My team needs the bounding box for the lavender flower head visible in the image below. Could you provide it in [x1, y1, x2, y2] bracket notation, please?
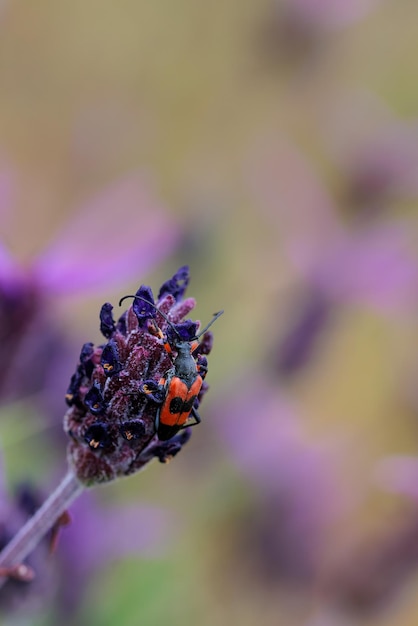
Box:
[64, 266, 217, 486]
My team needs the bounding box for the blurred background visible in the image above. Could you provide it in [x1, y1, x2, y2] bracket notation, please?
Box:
[1, 0, 418, 624]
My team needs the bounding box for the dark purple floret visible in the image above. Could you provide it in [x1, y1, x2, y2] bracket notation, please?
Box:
[84, 384, 106, 416]
[193, 332, 213, 356]
[101, 340, 122, 377]
[65, 367, 84, 407]
[79, 342, 95, 378]
[119, 420, 146, 441]
[80, 342, 94, 364]
[132, 285, 155, 326]
[151, 428, 192, 464]
[195, 355, 208, 378]
[138, 380, 166, 404]
[158, 265, 190, 301]
[116, 311, 128, 336]
[84, 423, 112, 450]
[167, 320, 199, 343]
[99, 303, 116, 339]
[63, 268, 219, 486]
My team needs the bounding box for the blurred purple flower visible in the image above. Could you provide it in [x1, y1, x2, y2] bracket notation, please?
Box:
[322, 93, 418, 212]
[0, 171, 183, 617]
[212, 374, 350, 584]
[0, 457, 55, 617]
[284, 0, 385, 29]
[249, 139, 418, 377]
[376, 456, 418, 501]
[0, 452, 174, 621]
[273, 287, 334, 377]
[310, 224, 418, 313]
[316, 512, 418, 617]
[258, 0, 385, 69]
[214, 380, 418, 615]
[53, 489, 175, 621]
[251, 139, 418, 314]
[33, 175, 180, 297]
[0, 170, 181, 415]
[300, 455, 418, 618]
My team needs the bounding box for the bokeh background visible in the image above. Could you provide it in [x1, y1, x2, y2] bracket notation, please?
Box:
[1, 1, 418, 624]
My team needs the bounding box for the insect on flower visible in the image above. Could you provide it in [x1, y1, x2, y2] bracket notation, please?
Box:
[64, 266, 223, 486]
[119, 293, 223, 440]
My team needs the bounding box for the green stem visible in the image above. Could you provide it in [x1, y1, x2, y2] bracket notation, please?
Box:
[0, 470, 84, 587]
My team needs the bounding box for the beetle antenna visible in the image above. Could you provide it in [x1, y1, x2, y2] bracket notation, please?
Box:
[118, 294, 181, 338]
[118, 295, 223, 341]
[196, 310, 224, 338]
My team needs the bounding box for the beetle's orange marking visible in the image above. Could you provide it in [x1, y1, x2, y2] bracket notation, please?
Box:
[163, 341, 172, 354]
[148, 320, 164, 339]
[187, 376, 202, 402]
[159, 375, 203, 428]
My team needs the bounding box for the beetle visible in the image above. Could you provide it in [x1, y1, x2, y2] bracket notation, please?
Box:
[119, 293, 223, 440]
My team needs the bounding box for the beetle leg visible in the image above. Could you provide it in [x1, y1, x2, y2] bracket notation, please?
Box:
[183, 406, 201, 428]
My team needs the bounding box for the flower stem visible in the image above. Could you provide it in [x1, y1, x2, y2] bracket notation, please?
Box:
[0, 470, 84, 587]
